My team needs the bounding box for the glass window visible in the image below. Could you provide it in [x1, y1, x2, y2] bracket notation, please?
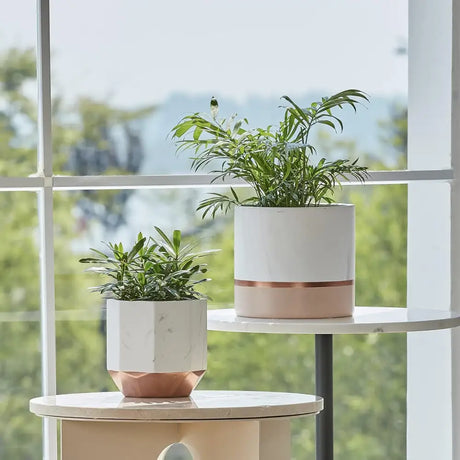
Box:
[54, 188, 234, 309]
[0, 192, 41, 458]
[52, 183, 406, 458]
[1, 2, 435, 459]
[0, 0, 37, 176]
[50, 0, 407, 174]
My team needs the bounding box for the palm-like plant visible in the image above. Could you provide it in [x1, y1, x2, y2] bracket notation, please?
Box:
[171, 89, 370, 217]
[79, 227, 217, 301]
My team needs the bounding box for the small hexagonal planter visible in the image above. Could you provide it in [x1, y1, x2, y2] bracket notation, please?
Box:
[106, 299, 207, 398]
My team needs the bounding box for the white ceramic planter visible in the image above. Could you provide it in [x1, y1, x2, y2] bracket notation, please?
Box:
[106, 299, 207, 398]
[234, 205, 355, 319]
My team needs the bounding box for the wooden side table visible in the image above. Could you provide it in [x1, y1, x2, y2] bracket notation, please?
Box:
[208, 306, 460, 460]
[30, 390, 323, 460]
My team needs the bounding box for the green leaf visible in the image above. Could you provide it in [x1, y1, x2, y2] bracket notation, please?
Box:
[89, 248, 109, 259]
[127, 237, 146, 262]
[172, 120, 193, 137]
[317, 119, 337, 131]
[172, 230, 181, 254]
[154, 226, 173, 247]
[79, 257, 107, 264]
[193, 127, 203, 140]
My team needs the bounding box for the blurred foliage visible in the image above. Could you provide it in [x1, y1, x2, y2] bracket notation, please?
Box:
[0, 47, 407, 460]
[0, 48, 135, 458]
[379, 105, 407, 163]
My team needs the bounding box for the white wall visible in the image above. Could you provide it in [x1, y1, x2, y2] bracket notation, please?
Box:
[407, 0, 456, 459]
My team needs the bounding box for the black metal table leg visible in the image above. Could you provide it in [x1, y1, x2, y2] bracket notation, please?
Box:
[315, 334, 333, 460]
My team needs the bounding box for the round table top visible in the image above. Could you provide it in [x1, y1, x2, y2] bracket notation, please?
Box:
[207, 307, 460, 335]
[30, 391, 323, 422]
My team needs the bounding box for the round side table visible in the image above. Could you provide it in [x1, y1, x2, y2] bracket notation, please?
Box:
[30, 390, 323, 460]
[208, 306, 460, 460]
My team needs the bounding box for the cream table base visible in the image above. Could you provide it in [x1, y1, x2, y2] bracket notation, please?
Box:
[61, 418, 291, 460]
[30, 391, 322, 460]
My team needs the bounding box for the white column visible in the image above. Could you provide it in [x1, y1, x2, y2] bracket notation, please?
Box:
[451, 1, 460, 458]
[407, 0, 454, 459]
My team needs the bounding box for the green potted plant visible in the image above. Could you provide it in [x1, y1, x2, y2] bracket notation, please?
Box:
[80, 227, 216, 397]
[171, 90, 369, 319]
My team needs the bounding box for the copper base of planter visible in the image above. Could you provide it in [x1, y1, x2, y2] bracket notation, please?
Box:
[234, 281, 354, 319]
[108, 370, 206, 398]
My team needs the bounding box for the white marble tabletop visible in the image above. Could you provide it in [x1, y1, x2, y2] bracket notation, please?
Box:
[30, 391, 323, 422]
[207, 307, 460, 335]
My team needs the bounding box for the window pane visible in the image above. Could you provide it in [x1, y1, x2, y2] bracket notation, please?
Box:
[56, 320, 110, 394]
[50, 0, 407, 175]
[54, 188, 234, 312]
[55, 183, 406, 458]
[353, 184, 407, 308]
[0, 192, 41, 458]
[336, 185, 407, 458]
[0, 0, 37, 176]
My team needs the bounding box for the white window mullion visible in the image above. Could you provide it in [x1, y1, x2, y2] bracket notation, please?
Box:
[0, 169, 453, 193]
[36, 0, 57, 459]
[51, 169, 452, 190]
[37, 0, 52, 177]
[37, 188, 57, 460]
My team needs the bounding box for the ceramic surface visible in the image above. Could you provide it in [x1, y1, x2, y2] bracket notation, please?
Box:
[234, 205, 354, 282]
[234, 206, 355, 318]
[106, 299, 207, 373]
[208, 307, 460, 335]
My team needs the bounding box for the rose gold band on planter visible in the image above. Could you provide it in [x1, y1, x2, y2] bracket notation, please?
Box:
[234, 280, 354, 319]
[234, 279, 354, 288]
[109, 370, 206, 398]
